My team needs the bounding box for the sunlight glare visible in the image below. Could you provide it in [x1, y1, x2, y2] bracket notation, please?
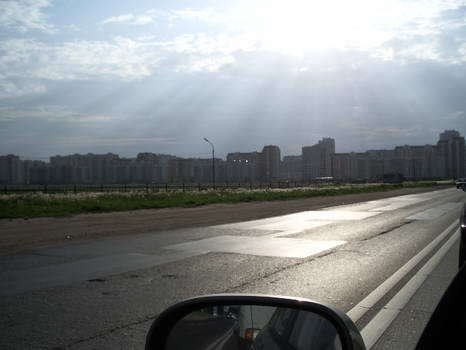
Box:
[237, 0, 398, 54]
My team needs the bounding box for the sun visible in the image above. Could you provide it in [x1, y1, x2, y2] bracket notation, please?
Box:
[236, 0, 392, 54]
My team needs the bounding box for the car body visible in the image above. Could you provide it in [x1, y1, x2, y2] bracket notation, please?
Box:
[459, 204, 466, 268]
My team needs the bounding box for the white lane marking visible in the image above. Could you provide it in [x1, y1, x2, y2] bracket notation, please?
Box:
[360, 229, 460, 349]
[165, 235, 346, 258]
[407, 202, 463, 220]
[347, 219, 459, 322]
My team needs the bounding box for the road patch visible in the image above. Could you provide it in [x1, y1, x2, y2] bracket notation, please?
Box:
[165, 235, 346, 258]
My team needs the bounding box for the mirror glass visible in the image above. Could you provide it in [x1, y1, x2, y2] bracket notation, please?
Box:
[165, 304, 342, 350]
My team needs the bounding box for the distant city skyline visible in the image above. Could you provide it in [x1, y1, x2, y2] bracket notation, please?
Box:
[1, 129, 464, 185]
[5, 127, 465, 161]
[1, 129, 465, 162]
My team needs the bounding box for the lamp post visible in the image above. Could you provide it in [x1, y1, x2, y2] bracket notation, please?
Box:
[203, 137, 215, 189]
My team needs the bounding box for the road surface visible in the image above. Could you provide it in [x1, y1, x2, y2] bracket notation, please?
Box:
[0, 187, 465, 349]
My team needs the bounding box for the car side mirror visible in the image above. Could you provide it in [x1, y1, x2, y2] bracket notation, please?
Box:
[145, 294, 366, 350]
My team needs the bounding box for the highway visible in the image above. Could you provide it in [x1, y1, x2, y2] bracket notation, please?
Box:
[0, 188, 465, 349]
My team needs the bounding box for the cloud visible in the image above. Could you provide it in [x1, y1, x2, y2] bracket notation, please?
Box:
[445, 110, 466, 120]
[51, 136, 176, 147]
[0, 105, 112, 123]
[375, 5, 466, 63]
[0, 37, 163, 82]
[100, 8, 222, 27]
[2, 3, 464, 101]
[63, 24, 80, 32]
[0, 32, 258, 98]
[344, 125, 419, 139]
[0, 105, 178, 158]
[0, 79, 46, 99]
[0, 0, 54, 33]
[171, 8, 223, 22]
[100, 13, 153, 26]
[2, 52, 466, 157]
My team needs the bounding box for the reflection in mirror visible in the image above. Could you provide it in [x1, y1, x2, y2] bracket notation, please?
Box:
[165, 304, 342, 350]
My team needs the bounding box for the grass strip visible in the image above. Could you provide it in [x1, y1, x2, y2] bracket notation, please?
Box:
[0, 181, 442, 219]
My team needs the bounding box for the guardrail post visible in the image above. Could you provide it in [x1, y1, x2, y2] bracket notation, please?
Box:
[182, 183, 185, 192]
[73, 184, 77, 194]
[44, 184, 47, 193]
[165, 183, 168, 192]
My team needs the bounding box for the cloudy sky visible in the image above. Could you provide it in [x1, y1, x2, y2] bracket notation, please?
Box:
[1, 0, 466, 159]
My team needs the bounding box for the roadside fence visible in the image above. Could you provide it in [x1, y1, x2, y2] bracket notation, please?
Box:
[1, 181, 348, 194]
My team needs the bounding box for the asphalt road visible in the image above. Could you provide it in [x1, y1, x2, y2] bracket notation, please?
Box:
[0, 188, 465, 349]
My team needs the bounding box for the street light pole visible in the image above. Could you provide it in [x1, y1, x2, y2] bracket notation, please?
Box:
[203, 137, 215, 189]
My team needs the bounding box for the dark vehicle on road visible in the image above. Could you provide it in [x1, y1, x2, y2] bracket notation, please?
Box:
[456, 178, 466, 190]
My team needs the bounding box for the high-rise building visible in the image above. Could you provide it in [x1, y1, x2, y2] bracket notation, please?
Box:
[302, 138, 335, 180]
[23, 160, 49, 184]
[261, 145, 281, 181]
[437, 130, 465, 178]
[49, 153, 119, 184]
[0, 154, 23, 184]
[331, 153, 354, 180]
[280, 155, 302, 180]
[226, 152, 262, 182]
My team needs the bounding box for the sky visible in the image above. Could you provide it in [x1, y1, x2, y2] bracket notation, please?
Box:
[1, 0, 466, 160]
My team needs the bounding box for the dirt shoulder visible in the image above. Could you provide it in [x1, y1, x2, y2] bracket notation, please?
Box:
[0, 186, 448, 255]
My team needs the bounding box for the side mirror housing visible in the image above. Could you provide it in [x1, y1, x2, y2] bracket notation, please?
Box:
[145, 294, 366, 350]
